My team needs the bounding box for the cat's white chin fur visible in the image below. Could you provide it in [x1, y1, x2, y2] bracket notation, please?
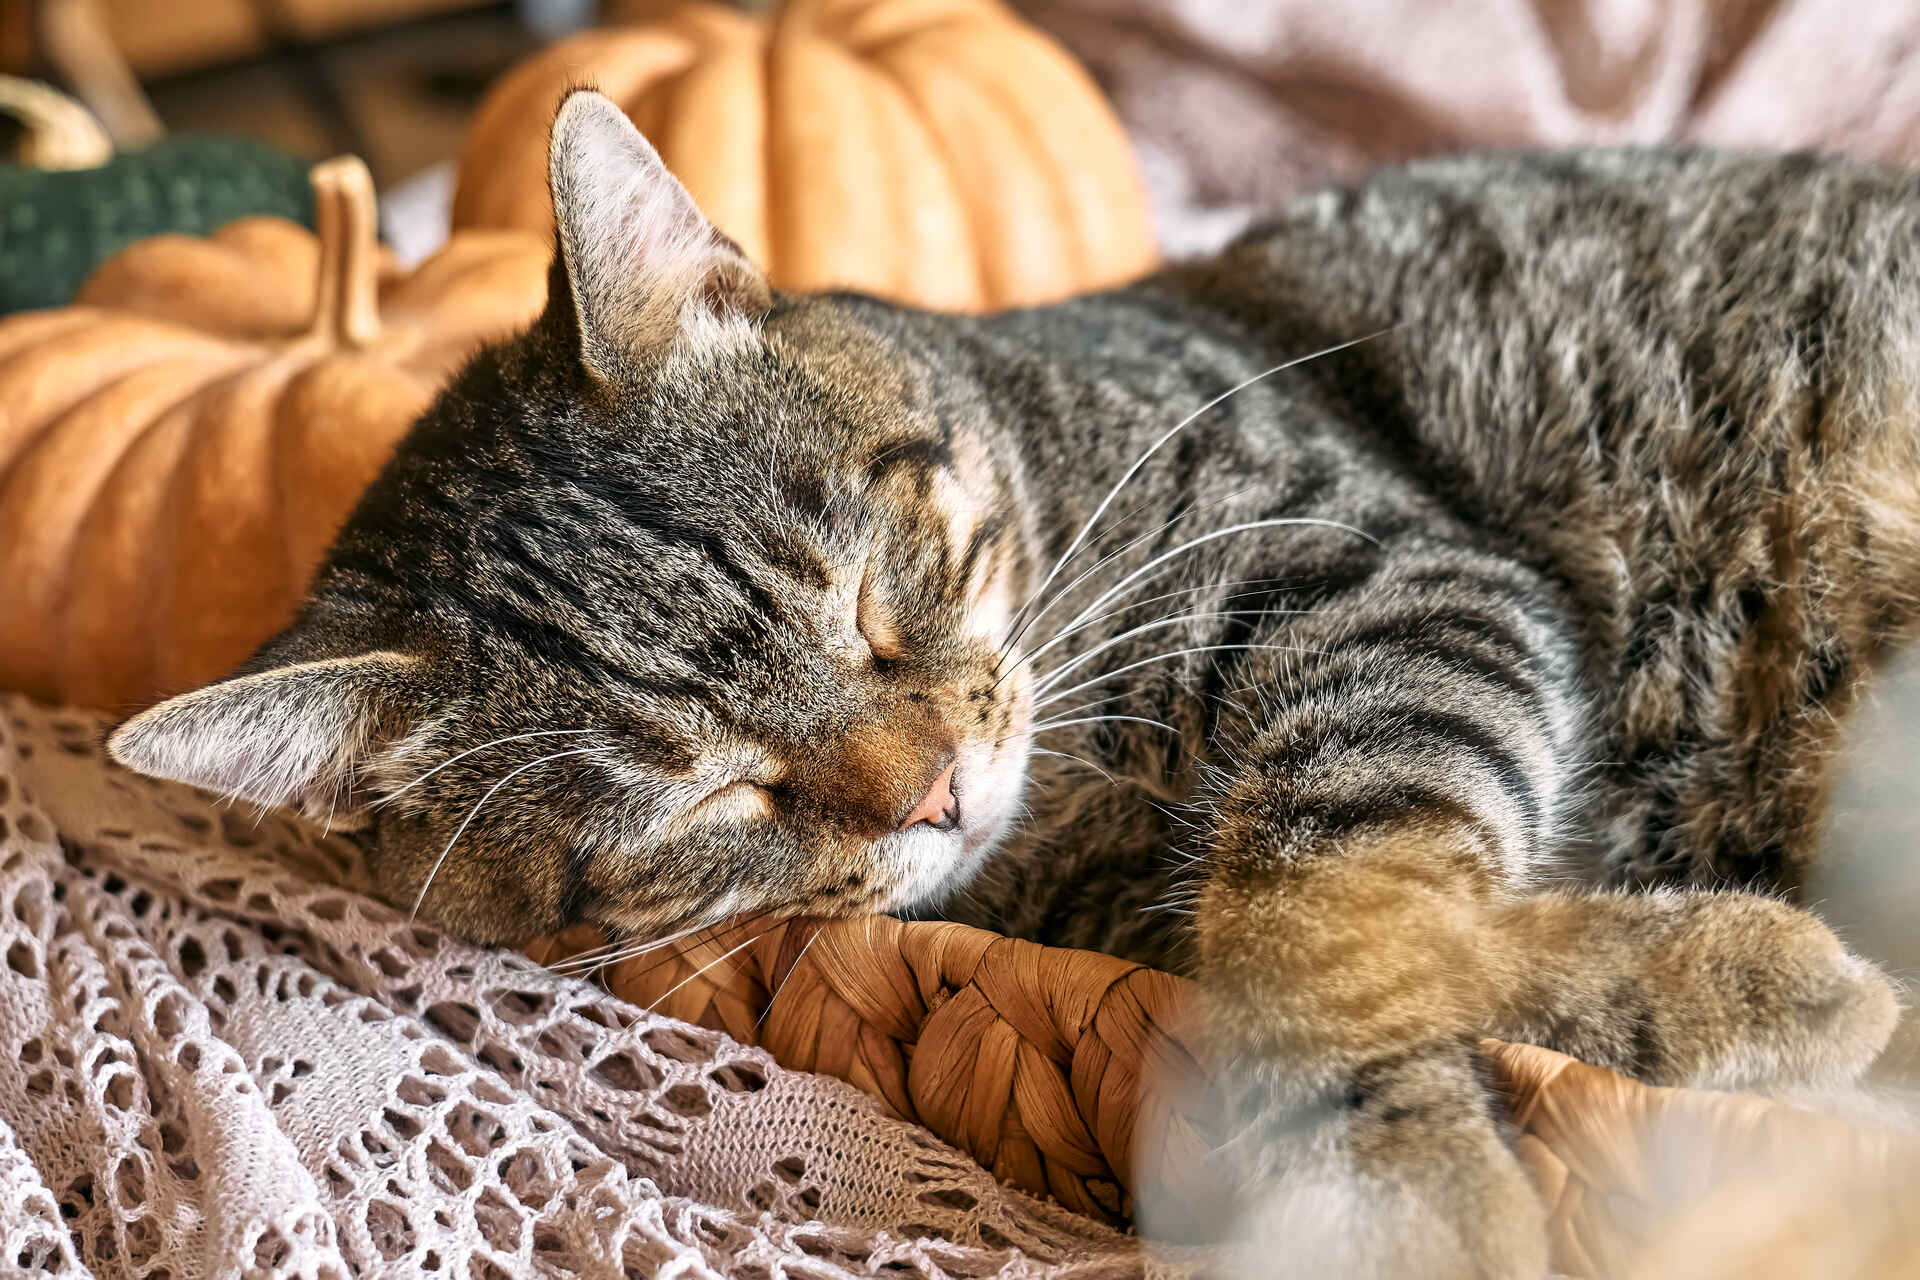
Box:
[879, 728, 1032, 913]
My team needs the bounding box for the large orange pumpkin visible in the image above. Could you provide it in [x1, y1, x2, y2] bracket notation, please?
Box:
[451, 0, 1158, 311]
[0, 157, 550, 710]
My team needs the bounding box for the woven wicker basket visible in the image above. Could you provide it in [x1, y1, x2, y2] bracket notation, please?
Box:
[529, 917, 1920, 1278]
[530, 915, 1220, 1224]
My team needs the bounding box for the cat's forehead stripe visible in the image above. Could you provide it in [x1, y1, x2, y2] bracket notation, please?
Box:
[863, 436, 954, 484]
[855, 433, 1003, 565]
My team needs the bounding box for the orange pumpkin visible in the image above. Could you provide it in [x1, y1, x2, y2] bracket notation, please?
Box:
[0, 157, 550, 710]
[452, 0, 1158, 311]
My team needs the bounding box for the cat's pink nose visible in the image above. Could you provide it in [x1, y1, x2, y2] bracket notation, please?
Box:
[898, 761, 959, 832]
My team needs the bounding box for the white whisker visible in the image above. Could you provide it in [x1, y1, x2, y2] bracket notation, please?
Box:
[998, 330, 1392, 651]
[1021, 575, 1311, 663]
[1000, 487, 1258, 663]
[376, 728, 599, 808]
[1030, 747, 1116, 784]
[409, 745, 612, 921]
[1033, 714, 1174, 734]
[1031, 606, 1316, 695]
[1055, 517, 1376, 650]
[643, 922, 782, 1015]
[1037, 643, 1330, 711]
[1033, 690, 1137, 722]
[583, 917, 772, 986]
[549, 917, 722, 976]
[756, 928, 821, 1030]
[578, 915, 770, 988]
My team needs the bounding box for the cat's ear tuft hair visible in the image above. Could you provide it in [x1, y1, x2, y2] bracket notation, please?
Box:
[547, 89, 771, 378]
[107, 652, 422, 826]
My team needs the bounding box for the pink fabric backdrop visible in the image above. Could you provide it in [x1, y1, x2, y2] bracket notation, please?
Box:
[1015, 0, 1920, 252]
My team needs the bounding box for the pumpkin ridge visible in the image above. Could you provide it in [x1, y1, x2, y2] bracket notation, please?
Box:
[784, 0, 983, 48]
[861, 47, 961, 301]
[0, 309, 101, 365]
[0, 311, 194, 388]
[946, 33, 1153, 282]
[870, 42, 1050, 305]
[78, 240, 320, 340]
[925, 41, 1099, 291]
[758, 23, 786, 284]
[390, 243, 543, 305]
[0, 357, 250, 700]
[961, 51, 1089, 285]
[376, 241, 551, 372]
[767, 33, 975, 303]
[0, 326, 245, 461]
[5, 352, 251, 488]
[871, 40, 1006, 305]
[131, 355, 324, 702]
[22, 356, 259, 704]
[77, 229, 321, 336]
[234, 364, 328, 690]
[0, 164, 551, 708]
[832, 11, 978, 60]
[647, 33, 769, 269]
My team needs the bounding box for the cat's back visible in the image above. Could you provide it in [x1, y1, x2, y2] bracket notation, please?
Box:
[1155, 145, 1920, 890]
[1243, 145, 1920, 306]
[1185, 144, 1920, 386]
[1167, 144, 1920, 594]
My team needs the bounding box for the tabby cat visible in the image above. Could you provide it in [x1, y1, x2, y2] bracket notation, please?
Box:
[112, 92, 1913, 1275]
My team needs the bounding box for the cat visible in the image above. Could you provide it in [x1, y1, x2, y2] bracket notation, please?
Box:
[109, 91, 1913, 1275]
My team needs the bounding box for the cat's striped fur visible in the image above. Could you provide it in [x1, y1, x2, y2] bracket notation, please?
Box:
[113, 97, 1913, 1274]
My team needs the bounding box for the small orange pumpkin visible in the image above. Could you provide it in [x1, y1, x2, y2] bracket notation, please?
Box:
[452, 0, 1158, 311]
[0, 157, 550, 710]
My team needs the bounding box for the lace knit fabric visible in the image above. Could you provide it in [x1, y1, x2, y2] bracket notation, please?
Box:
[0, 696, 1180, 1279]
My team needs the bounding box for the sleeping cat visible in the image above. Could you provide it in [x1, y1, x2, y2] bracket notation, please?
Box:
[111, 92, 1913, 1274]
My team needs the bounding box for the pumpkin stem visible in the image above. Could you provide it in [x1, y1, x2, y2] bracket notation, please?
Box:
[307, 156, 382, 349]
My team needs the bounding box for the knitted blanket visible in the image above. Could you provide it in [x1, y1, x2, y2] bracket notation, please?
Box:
[0, 696, 1175, 1279]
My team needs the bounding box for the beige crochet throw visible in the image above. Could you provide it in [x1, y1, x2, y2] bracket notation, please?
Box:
[0, 695, 1179, 1279]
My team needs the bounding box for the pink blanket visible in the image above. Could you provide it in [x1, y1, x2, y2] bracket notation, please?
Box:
[1016, 0, 1920, 253]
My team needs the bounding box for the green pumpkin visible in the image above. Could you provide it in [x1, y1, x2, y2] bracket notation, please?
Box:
[0, 135, 313, 314]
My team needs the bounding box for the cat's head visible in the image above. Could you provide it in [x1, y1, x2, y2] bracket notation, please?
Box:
[108, 92, 1037, 944]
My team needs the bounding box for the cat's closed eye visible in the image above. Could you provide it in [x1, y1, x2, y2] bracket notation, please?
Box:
[685, 778, 777, 827]
[856, 574, 907, 665]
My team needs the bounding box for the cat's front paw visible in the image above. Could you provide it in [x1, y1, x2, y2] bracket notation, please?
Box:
[1493, 890, 1898, 1092]
[1143, 1041, 1547, 1279]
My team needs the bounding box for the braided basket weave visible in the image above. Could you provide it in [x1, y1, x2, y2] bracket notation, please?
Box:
[528, 919, 1920, 1277]
[531, 915, 1222, 1225]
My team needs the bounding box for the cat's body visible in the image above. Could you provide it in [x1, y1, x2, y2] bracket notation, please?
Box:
[111, 101, 1912, 1276]
[923, 146, 1920, 969]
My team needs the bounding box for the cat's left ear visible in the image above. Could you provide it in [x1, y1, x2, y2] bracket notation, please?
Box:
[107, 652, 422, 826]
[546, 89, 771, 379]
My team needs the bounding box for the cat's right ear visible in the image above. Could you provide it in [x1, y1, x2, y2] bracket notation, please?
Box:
[546, 89, 771, 381]
[107, 652, 421, 826]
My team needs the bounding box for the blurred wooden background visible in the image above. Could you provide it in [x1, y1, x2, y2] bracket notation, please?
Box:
[2, 0, 732, 187]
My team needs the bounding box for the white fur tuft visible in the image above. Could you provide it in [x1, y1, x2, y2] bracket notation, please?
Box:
[108, 653, 419, 820]
[547, 91, 768, 372]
